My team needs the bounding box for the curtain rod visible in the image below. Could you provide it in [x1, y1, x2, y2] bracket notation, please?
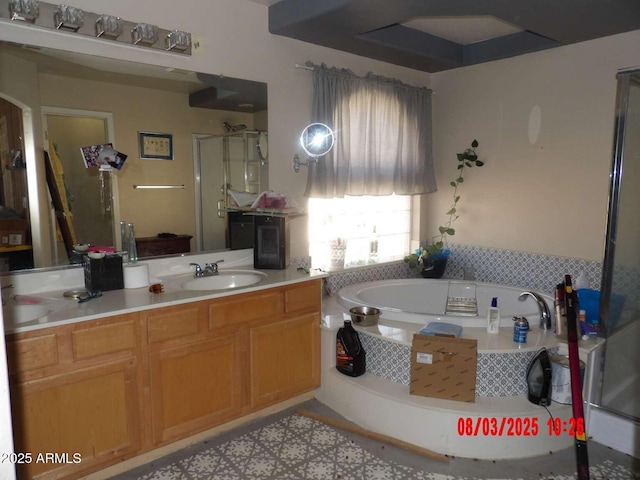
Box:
[295, 63, 314, 71]
[294, 61, 434, 93]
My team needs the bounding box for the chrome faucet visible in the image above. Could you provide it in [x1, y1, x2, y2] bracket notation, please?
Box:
[518, 291, 551, 330]
[189, 259, 224, 277]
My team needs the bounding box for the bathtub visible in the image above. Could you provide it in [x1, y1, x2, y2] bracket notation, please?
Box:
[315, 278, 602, 459]
[337, 278, 554, 328]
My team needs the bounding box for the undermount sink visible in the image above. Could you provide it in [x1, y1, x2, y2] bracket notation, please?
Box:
[3, 304, 51, 325]
[181, 270, 267, 291]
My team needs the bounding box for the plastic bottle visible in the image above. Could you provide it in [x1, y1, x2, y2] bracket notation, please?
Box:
[575, 271, 590, 290]
[487, 297, 500, 333]
[554, 283, 566, 335]
[336, 320, 366, 377]
[368, 226, 378, 263]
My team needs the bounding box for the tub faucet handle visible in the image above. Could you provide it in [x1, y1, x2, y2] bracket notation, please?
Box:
[518, 291, 551, 330]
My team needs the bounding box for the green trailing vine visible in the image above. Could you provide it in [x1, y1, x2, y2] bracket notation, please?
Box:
[404, 139, 484, 270]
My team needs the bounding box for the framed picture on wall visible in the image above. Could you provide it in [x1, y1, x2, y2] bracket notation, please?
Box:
[138, 132, 173, 160]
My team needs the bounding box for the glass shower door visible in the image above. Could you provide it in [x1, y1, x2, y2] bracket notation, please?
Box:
[591, 68, 640, 457]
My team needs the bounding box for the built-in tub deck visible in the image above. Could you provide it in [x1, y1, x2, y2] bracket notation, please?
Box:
[317, 280, 600, 460]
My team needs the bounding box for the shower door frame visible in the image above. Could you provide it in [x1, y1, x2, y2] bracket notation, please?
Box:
[588, 68, 640, 458]
[192, 130, 262, 252]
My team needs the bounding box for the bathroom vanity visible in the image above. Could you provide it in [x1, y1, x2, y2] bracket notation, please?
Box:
[3, 257, 322, 480]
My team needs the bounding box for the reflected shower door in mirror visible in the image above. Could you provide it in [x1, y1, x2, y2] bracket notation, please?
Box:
[0, 40, 267, 271]
[43, 109, 117, 265]
[194, 130, 268, 252]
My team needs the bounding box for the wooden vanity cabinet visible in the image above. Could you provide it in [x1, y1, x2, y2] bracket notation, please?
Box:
[208, 280, 321, 409]
[5, 313, 142, 480]
[142, 301, 244, 446]
[4, 278, 322, 479]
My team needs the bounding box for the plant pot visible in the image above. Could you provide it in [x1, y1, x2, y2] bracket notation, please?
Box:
[420, 249, 450, 279]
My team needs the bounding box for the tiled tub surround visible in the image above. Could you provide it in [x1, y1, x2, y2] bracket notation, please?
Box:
[317, 285, 603, 459]
[359, 332, 560, 397]
[320, 243, 604, 295]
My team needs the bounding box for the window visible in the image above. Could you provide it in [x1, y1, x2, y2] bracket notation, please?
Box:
[304, 64, 430, 269]
[308, 195, 411, 270]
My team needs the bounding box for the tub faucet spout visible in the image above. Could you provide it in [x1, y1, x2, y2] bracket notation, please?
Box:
[518, 291, 551, 330]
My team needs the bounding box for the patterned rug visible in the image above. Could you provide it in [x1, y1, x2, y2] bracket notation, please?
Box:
[128, 414, 638, 480]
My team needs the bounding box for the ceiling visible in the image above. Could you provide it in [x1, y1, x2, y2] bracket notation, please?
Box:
[255, 0, 640, 73]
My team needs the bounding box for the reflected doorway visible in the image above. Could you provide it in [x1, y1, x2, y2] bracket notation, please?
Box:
[42, 108, 117, 264]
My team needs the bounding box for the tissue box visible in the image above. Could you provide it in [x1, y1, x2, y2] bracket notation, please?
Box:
[410, 334, 477, 402]
[83, 255, 124, 292]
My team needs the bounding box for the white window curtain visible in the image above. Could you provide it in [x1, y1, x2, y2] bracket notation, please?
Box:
[304, 63, 436, 198]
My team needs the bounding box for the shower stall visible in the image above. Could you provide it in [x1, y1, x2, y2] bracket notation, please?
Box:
[588, 68, 640, 458]
[193, 130, 268, 252]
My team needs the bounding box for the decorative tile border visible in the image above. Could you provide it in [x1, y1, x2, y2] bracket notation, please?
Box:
[357, 331, 559, 397]
[445, 244, 603, 295]
[299, 243, 606, 297]
[359, 333, 412, 385]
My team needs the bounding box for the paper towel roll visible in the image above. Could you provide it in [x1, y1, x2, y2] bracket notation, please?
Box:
[124, 263, 150, 289]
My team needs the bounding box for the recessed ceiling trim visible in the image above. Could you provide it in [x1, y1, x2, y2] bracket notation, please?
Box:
[463, 31, 561, 66]
[268, 0, 640, 73]
[359, 25, 463, 70]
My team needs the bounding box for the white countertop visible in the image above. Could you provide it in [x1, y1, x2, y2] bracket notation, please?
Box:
[2, 250, 327, 334]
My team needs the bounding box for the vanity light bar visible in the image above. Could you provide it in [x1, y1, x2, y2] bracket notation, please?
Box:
[133, 185, 185, 189]
[0, 0, 193, 55]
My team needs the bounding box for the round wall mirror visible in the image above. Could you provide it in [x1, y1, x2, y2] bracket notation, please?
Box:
[299, 122, 335, 158]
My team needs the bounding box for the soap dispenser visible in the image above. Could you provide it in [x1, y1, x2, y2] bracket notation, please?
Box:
[487, 297, 500, 333]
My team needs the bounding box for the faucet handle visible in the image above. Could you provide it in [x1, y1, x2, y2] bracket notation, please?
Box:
[189, 263, 203, 276]
[205, 259, 224, 273]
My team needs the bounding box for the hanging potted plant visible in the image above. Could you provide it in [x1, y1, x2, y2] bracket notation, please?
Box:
[405, 139, 484, 278]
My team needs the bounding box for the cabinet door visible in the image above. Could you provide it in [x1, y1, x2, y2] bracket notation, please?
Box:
[10, 358, 140, 479]
[148, 333, 242, 445]
[250, 313, 320, 408]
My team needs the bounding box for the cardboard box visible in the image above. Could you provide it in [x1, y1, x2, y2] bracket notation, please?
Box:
[0, 219, 29, 246]
[410, 334, 478, 403]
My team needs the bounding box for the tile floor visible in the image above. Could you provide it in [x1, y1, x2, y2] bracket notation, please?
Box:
[111, 400, 639, 480]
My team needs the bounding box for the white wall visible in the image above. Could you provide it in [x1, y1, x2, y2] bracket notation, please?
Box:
[429, 31, 640, 262]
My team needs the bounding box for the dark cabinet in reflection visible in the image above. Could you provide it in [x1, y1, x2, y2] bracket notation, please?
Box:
[227, 211, 253, 250]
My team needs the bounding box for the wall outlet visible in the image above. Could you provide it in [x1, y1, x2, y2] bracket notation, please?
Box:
[1, 236, 8, 245]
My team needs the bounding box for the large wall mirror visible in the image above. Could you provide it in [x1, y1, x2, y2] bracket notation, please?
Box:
[0, 41, 268, 272]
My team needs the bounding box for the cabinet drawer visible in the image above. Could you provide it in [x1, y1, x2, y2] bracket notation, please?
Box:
[146, 303, 205, 344]
[6, 334, 58, 374]
[284, 280, 321, 313]
[209, 291, 282, 329]
[72, 320, 137, 361]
